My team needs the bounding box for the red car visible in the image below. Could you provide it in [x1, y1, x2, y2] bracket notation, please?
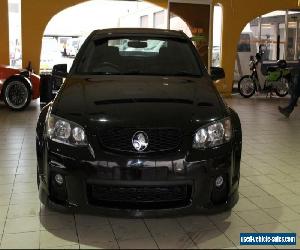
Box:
[0, 64, 40, 110]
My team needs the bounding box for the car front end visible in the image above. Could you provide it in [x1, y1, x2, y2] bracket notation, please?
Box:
[36, 28, 242, 216]
[37, 93, 241, 216]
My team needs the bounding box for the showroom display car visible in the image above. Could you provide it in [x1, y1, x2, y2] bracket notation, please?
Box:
[0, 64, 40, 110]
[36, 28, 242, 216]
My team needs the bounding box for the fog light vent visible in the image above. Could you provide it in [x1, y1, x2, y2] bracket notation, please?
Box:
[54, 174, 64, 185]
[50, 173, 68, 204]
[174, 164, 184, 173]
[215, 176, 224, 188]
[211, 175, 228, 205]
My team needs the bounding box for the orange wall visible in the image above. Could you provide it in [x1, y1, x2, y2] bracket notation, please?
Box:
[170, 3, 210, 67]
[0, 0, 10, 65]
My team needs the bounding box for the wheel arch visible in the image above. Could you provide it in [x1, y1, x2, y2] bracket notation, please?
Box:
[36, 103, 52, 162]
[36, 103, 52, 188]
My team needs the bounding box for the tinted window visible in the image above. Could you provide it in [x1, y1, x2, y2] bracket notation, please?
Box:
[76, 37, 202, 76]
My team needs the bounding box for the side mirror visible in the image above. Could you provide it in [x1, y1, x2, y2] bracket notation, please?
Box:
[52, 64, 68, 78]
[210, 67, 225, 81]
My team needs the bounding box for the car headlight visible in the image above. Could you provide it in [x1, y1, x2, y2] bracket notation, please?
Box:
[46, 114, 87, 146]
[193, 118, 232, 149]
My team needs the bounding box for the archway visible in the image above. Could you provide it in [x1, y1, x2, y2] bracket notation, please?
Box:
[211, 0, 300, 95]
[21, 0, 168, 72]
[234, 9, 300, 84]
[39, 0, 193, 73]
[39, 1, 161, 72]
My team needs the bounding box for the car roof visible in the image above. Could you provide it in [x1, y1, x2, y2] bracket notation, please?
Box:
[91, 28, 188, 39]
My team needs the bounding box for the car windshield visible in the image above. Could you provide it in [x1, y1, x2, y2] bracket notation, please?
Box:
[75, 36, 202, 77]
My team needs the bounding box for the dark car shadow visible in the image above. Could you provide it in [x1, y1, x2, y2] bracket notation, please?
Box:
[39, 204, 234, 248]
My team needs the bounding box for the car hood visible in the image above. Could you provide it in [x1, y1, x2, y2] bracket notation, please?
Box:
[53, 75, 226, 132]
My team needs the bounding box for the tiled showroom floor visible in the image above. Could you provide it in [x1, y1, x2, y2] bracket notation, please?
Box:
[0, 95, 299, 249]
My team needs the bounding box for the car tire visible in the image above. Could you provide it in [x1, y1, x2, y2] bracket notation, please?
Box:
[238, 75, 256, 98]
[3, 77, 32, 111]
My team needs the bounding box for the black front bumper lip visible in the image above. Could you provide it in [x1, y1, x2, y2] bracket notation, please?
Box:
[39, 183, 239, 218]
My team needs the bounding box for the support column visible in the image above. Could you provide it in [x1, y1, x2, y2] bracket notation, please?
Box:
[21, 0, 46, 71]
[285, 10, 289, 60]
[216, 1, 242, 96]
[0, 0, 10, 65]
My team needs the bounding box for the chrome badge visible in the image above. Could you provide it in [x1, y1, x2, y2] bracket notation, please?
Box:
[132, 131, 149, 152]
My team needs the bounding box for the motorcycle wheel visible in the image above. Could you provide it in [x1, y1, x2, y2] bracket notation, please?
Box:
[3, 78, 31, 111]
[238, 75, 256, 98]
[275, 78, 289, 97]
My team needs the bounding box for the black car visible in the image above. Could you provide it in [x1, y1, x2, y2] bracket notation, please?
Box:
[36, 28, 242, 216]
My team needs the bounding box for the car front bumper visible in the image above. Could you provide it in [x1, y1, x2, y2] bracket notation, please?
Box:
[38, 139, 241, 217]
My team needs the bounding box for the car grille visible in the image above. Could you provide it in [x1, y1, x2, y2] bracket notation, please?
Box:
[97, 167, 169, 181]
[98, 127, 182, 153]
[87, 184, 192, 209]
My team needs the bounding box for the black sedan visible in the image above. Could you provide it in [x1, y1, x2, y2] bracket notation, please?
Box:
[36, 28, 242, 216]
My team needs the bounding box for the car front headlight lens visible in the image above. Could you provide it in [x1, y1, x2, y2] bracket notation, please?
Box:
[54, 120, 71, 140]
[46, 114, 87, 146]
[193, 118, 232, 149]
[72, 127, 85, 142]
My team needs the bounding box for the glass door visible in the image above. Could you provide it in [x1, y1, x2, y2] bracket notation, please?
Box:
[287, 10, 300, 60]
[260, 11, 286, 61]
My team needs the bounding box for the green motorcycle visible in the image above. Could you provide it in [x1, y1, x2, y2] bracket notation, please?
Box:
[238, 54, 290, 98]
